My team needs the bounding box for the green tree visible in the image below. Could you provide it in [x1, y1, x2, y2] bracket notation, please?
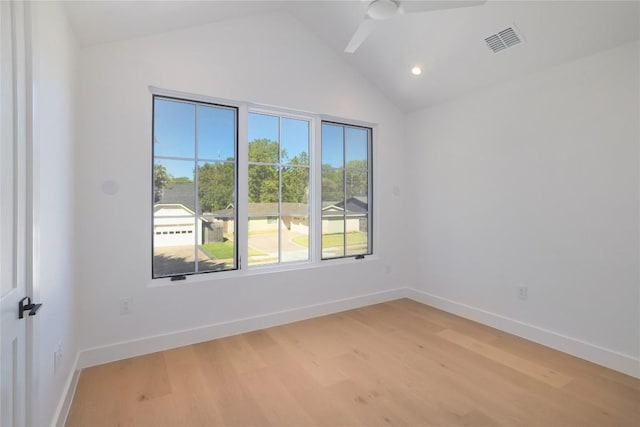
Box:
[320, 160, 368, 204]
[198, 161, 234, 212]
[282, 151, 309, 204]
[154, 164, 171, 203]
[171, 176, 193, 184]
[248, 165, 279, 203]
[282, 166, 308, 204]
[246, 140, 310, 205]
[321, 166, 344, 203]
[248, 139, 279, 203]
[288, 151, 309, 166]
[248, 138, 279, 163]
[346, 160, 368, 199]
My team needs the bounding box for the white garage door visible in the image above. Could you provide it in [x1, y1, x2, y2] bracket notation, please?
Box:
[154, 224, 196, 247]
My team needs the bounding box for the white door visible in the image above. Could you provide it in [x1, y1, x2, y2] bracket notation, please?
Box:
[1, 2, 35, 426]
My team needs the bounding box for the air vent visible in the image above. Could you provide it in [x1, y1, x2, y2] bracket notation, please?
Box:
[485, 26, 524, 53]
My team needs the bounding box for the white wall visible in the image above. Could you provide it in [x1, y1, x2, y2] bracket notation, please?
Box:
[74, 12, 406, 363]
[406, 41, 639, 376]
[31, 1, 79, 425]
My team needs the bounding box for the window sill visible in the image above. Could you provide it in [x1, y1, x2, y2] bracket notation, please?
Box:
[147, 254, 378, 288]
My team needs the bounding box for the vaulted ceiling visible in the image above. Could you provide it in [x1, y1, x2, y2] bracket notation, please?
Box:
[62, 0, 639, 112]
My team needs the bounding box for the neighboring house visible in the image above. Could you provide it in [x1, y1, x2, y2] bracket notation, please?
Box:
[154, 183, 223, 246]
[153, 203, 203, 247]
[248, 202, 309, 233]
[155, 183, 368, 243]
[213, 202, 309, 234]
[322, 197, 368, 234]
[210, 197, 369, 236]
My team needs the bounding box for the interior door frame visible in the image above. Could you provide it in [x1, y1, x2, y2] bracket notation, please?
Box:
[1, 1, 39, 425]
[23, 0, 39, 425]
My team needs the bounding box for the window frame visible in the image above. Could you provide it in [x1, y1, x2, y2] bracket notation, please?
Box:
[151, 94, 240, 279]
[149, 87, 376, 285]
[246, 108, 313, 268]
[320, 120, 374, 260]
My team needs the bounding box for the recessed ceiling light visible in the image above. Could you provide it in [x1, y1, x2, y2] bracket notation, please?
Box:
[411, 66, 422, 76]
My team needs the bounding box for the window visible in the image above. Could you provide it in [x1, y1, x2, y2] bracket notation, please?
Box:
[152, 91, 373, 279]
[152, 96, 238, 278]
[247, 112, 310, 266]
[321, 122, 372, 259]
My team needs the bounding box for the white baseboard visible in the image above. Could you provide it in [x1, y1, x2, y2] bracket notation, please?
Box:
[52, 351, 81, 427]
[77, 287, 408, 369]
[74, 286, 639, 380]
[406, 288, 640, 379]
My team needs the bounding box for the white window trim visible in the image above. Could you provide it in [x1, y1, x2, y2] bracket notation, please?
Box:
[246, 107, 316, 268]
[148, 86, 378, 288]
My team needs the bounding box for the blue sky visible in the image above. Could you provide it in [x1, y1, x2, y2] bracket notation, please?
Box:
[321, 123, 369, 168]
[248, 112, 309, 164]
[154, 98, 235, 161]
[154, 98, 369, 179]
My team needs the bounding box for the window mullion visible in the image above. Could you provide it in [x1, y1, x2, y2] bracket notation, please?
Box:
[342, 126, 347, 256]
[368, 129, 373, 254]
[193, 105, 200, 273]
[237, 104, 249, 270]
[278, 117, 283, 264]
[312, 117, 321, 262]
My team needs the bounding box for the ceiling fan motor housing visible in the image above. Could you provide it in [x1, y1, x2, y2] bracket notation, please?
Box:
[367, 0, 399, 20]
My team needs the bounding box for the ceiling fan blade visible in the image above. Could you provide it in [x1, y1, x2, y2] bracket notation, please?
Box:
[399, 0, 486, 15]
[344, 18, 378, 53]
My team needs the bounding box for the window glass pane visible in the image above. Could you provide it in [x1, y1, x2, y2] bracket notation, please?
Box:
[281, 118, 309, 165]
[197, 161, 235, 214]
[153, 217, 196, 276]
[248, 165, 279, 211]
[248, 112, 312, 267]
[346, 217, 369, 256]
[345, 127, 368, 163]
[346, 170, 368, 202]
[248, 113, 279, 163]
[281, 216, 309, 263]
[321, 215, 344, 259]
[197, 105, 235, 161]
[344, 194, 369, 215]
[321, 123, 343, 167]
[200, 215, 235, 271]
[153, 96, 237, 278]
[153, 98, 195, 158]
[282, 166, 309, 211]
[248, 216, 278, 266]
[321, 167, 344, 206]
[153, 159, 195, 210]
[321, 121, 372, 260]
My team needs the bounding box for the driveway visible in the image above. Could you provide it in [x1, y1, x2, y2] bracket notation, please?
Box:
[248, 228, 308, 262]
[153, 245, 228, 276]
[154, 228, 310, 274]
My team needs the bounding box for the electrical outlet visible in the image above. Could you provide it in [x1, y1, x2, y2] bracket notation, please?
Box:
[517, 286, 528, 300]
[120, 297, 132, 315]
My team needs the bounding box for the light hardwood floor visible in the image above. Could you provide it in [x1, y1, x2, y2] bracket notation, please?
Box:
[66, 299, 640, 426]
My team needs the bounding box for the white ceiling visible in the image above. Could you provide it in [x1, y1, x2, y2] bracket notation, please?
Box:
[61, 0, 640, 112]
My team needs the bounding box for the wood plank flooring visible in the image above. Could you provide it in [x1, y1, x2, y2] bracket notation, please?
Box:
[66, 299, 640, 426]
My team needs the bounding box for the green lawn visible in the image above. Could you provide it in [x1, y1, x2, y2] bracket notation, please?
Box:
[292, 232, 367, 248]
[201, 240, 265, 259]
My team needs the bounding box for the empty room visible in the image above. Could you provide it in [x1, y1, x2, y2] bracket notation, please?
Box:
[1, 0, 638, 426]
